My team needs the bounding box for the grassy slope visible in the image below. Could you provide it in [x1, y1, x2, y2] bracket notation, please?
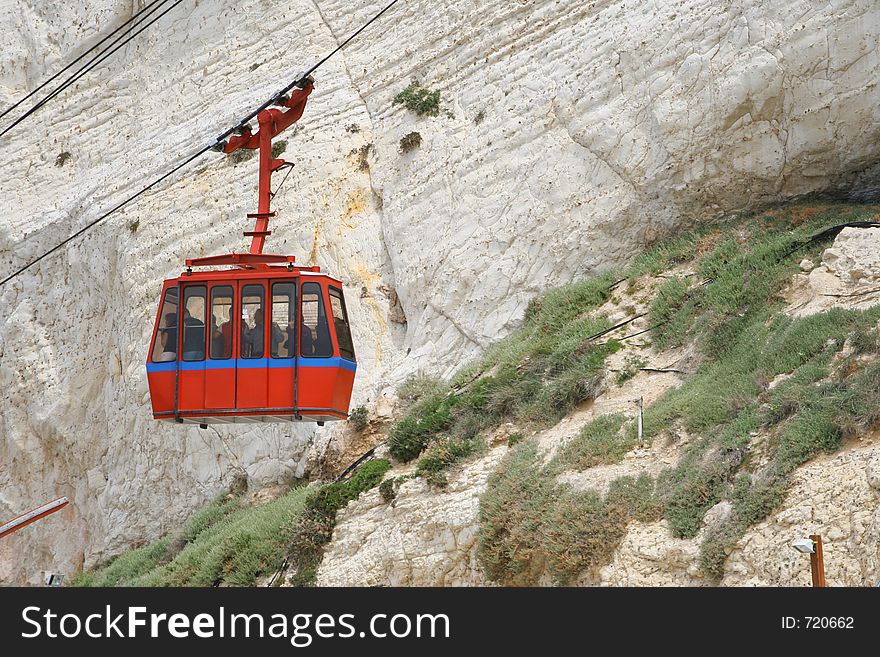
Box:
[473, 200, 880, 584]
[384, 200, 880, 584]
[73, 460, 390, 587]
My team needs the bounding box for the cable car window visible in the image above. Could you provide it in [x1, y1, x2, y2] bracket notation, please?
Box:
[329, 287, 355, 362]
[301, 282, 332, 358]
[271, 282, 296, 358]
[151, 287, 179, 362]
[182, 286, 207, 361]
[210, 286, 234, 360]
[241, 284, 266, 359]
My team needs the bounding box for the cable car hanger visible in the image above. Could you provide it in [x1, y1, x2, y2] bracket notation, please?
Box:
[184, 76, 315, 272]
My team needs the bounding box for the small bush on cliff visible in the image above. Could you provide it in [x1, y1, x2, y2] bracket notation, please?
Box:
[228, 148, 255, 164]
[416, 436, 484, 486]
[478, 441, 632, 585]
[649, 276, 697, 349]
[139, 488, 310, 586]
[615, 354, 647, 385]
[287, 459, 390, 586]
[393, 83, 441, 116]
[379, 478, 397, 502]
[70, 538, 171, 587]
[397, 373, 448, 406]
[74, 484, 310, 587]
[271, 139, 288, 159]
[349, 405, 369, 431]
[551, 413, 630, 471]
[388, 387, 453, 461]
[181, 491, 243, 543]
[399, 131, 422, 153]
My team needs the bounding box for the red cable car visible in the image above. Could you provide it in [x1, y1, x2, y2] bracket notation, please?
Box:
[146, 78, 356, 426]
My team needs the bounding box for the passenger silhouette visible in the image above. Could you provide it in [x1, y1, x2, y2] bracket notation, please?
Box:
[182, 308, 205, 360]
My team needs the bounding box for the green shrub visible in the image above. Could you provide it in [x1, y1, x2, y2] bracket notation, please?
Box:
[379, 478, 396, 502]
[287, 460, 390, 585]
[552, 413, 630, 470]
[76, 486, 310, 587]
[379, 475, 413, 502]
[523, 273, 617, 333]
[399, 131, 422, 153]
[415, 436, 483, 486]
[698, 469, 789, 579]
[626, 234, 699, 278]
[148, 488, 309, 586]
[616, 355, 647, 385]
[271, 139, 288, 159]
[850, 326, 879, 354]
[659, 444, 744, 539]
[228, 148, 255, 164]
[348, 405, 369, 431]
[388, 389, 452, 461]
[70, 539, 170, 587]
[649, 276, 699, 349]
[544, 489, 628, 585]
[606, 474, 663, 522]
[398, 374, 448, 406]
[478, 442, 555, 585]
[477, 441, 629, 585]
[181, 493, 242, 543]
[393, 83, 441, 116]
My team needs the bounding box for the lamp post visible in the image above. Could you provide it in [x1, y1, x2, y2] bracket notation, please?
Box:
[791, 534, 826, 587]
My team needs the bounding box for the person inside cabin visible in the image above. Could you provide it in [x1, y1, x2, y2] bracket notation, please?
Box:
[250, 308, 266, 358]
[219, 317, 234, 359]
[300, 320, 314, 356]
[157, 312, 178, 360]
[269, 319, 286, 357]
[210, 314, 223, 359]
[313, 311, 332, 357]
[182, 308, 205, 360]
[156, 329, 176, 361]
[241, 317, 253, 357]
[282, 320, 297, 358]
[251, 310, 286, 358]
[334, 315, 353, 357]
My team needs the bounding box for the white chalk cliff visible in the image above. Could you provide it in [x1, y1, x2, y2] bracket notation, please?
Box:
[1, 0, 879, 584]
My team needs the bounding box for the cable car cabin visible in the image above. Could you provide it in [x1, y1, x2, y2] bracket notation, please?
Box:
[146, 259, 356, 425]
[145, 77, 359, 425]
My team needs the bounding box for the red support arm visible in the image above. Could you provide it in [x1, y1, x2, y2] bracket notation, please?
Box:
[221, 82, 315, 255]
[222, 83, 314, 152]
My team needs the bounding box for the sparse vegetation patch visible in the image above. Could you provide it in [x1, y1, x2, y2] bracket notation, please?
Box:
[393, 83, 441, 116]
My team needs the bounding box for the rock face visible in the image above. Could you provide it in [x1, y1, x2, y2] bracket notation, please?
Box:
[1, 1, 879, 583]
[786, 227, 880, 316]
[598, 518, 715, 587]
[723, 440, 880, 587]
[316, 451, 504, 587]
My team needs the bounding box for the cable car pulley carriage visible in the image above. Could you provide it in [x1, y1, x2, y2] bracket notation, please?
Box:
[146, 77, 357, 426]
